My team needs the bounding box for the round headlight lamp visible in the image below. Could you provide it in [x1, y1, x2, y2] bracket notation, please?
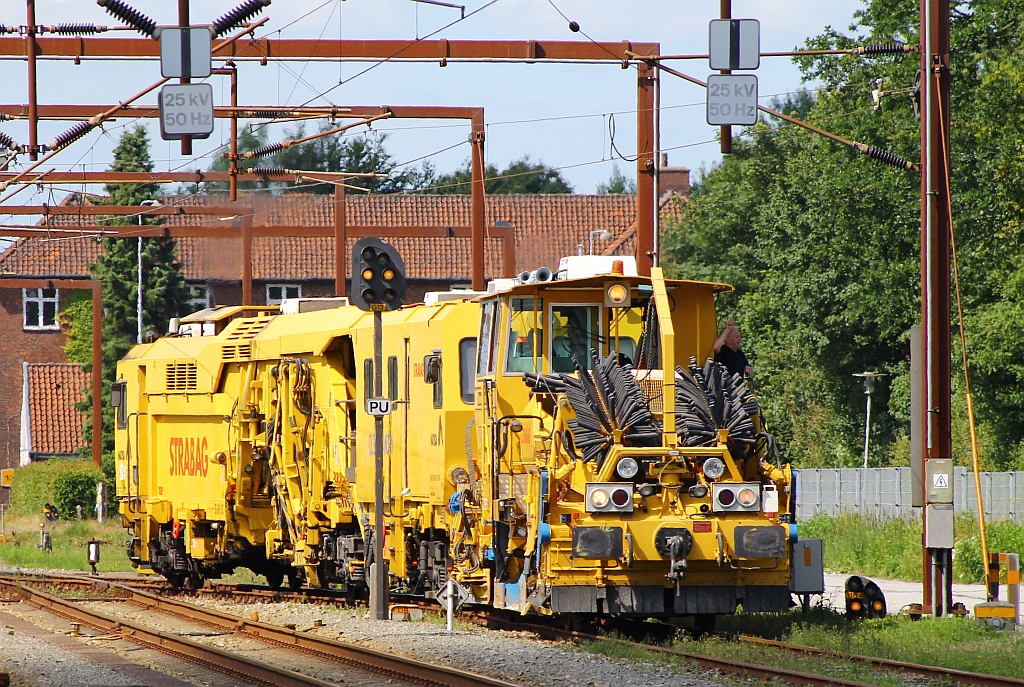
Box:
[615, 457, 639, 479]
[637, 483, 657, 498]
[702, 457, 725, 480]
[590, 489, 609, 508]
[606, 283, 629, 306]
[688, 483, 709, 499]
[737, 487, 758, 507]
[717, 487, 735, 507]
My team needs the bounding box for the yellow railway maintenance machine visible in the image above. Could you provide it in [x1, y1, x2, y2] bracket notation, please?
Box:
[113, 254, 797, 621]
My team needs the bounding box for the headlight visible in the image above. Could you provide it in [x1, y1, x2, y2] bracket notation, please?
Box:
[590, 489, 609, 508]
[703, 457, 725, 480]
[688, 484, 708, 498]
[604, 281, 630, 307]
[610, 488, 631, 507]
[615, 457, 639, 479]
[737, 487, 758, 507]
[716, 487, 735, 507]
[638, 483, 657, 498]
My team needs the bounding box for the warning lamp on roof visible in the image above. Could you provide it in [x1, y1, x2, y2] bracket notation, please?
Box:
[352, 237, 406, 311]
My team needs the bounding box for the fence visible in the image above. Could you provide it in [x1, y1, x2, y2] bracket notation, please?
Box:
[793, 467, 1024, 524]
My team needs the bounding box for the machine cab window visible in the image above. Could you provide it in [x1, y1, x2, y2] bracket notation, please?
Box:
[505, 298, 543, 374]
[549, 304, 601, 372]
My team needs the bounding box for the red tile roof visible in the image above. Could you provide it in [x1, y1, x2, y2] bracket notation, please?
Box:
[0, 193, 681, 281]
[26, 363, 88, 455]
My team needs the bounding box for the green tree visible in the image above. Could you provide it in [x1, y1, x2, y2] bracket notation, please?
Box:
[663, 0, 1024, 469]
[596, 163, 637, 194]
[205, 122, 429, 194]
[69, 125, 192, 457]
[426, 154, 573, 194]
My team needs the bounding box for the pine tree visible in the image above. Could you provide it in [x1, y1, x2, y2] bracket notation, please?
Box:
[72, 125, 192, 457]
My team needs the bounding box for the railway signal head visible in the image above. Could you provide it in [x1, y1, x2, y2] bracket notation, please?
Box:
[352, 237, 406, 311]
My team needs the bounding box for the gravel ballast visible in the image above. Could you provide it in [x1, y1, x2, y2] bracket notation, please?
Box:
[190, 598, 728, 687]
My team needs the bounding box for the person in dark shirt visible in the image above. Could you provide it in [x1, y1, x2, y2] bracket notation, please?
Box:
[713, 319, 753, 378]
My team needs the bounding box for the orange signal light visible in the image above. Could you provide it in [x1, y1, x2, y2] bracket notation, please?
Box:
[872, 600, 884, 611]
[850, 600, 862, 612]
[383, 268, 396, 280]
[362, 268, 374, 280]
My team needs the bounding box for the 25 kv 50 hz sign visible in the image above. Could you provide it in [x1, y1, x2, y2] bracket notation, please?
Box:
[706, 74, 758, 126]
[158, 83, 215, 141]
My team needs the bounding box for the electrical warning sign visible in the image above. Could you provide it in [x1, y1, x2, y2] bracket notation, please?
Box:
[159, 84, 215, 141]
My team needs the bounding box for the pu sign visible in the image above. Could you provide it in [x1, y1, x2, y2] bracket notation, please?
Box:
[158, 84, 215, 141]
[366, 397, 393, 417]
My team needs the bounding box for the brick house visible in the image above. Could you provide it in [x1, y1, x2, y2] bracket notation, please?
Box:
[0, 179, 689, 491]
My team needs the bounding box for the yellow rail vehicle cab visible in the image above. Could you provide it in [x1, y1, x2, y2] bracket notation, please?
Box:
[452, 263, 795, 617]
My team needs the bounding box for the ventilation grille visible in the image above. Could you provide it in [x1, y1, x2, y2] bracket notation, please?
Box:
[225, 317, 271, 342]
[221, 343, 252, 361]
[166, 362, 198, 391]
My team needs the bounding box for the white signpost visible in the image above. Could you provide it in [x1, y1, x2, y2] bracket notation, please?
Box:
[709, 19, 761, 71]
[706, 74, 758, 126]
[366, 397, 393, 416]
[157, 27, 213, 79]
[158, 84, 215, 140]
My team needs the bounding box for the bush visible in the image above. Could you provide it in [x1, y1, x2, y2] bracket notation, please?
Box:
[52, 469, 103, 520]
[8, 459, 101, 518]
[801, 512, 1024, 584]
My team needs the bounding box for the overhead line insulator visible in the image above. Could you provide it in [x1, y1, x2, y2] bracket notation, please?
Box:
[244, 142, 284, 160]
[49, 121, 97, 152]
[52, 23, 102, 35]
[96, 0, 155, 38]
[0, 131, 18, 152]
[857, 42, 909, 56]
[249, 167, 286, 177]
[855, 143, 916, 171]
[212, 0, 271, 38]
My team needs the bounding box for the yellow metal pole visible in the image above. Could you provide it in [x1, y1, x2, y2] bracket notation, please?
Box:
[651, 267, 676, 446]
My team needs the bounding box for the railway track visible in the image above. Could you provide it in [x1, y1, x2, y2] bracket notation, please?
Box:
[0, 574, 518, 687]
[3, 571, 1022, 687]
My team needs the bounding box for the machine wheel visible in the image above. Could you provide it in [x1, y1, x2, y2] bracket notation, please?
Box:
[264, 569, 284, 589]
[693, 614, 717, 635]
[287, 569, 304, 591]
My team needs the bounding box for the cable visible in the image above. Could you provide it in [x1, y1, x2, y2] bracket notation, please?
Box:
[290, 0, 503, 109]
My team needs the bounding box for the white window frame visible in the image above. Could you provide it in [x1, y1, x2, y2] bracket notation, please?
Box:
[186, 284, 211, 313]
[22, 288, 60, 331]
[266, 283, 301, 305]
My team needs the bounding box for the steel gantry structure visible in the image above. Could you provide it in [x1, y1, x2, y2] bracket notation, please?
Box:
[0, 31, 663, 278]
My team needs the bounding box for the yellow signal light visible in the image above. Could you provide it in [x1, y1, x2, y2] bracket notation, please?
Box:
[850, 600, 862, 612]
[383, 268, 396, 281]
[362, 268, 374, 280]
[872, 599, 884, 611]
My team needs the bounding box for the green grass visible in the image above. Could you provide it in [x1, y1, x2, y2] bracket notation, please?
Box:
[799, 512, 1024, 583]
[6, 459, 102, 518]
[575, 607, 1024, 683]
[0, 516, 133, 573]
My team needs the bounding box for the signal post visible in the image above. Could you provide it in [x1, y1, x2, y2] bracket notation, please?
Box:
[352, 237, 406, 621]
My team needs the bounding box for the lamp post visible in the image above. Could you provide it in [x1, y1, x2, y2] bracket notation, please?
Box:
[589, 229, 613, 255]
[853, 372, 887, 468]
[137, 200, 161, 343]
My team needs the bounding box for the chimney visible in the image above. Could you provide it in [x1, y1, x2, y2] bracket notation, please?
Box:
[658, 153, 690, 199]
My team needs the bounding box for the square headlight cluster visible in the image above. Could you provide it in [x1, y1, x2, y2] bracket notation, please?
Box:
[585, 483, 634, 513]
[711, 482, 761, 513]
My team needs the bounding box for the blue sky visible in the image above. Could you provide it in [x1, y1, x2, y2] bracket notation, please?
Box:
[0, 0, 868, 209]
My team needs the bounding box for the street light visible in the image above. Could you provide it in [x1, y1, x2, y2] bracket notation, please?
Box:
[589, 229, 613, 255]
[853, 372, 888, 468]
[138, 200, 161, 344]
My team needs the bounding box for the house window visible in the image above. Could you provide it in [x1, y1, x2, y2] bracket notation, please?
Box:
[23, 288, 59, 331]
[186, 285, 211, 313]
[266, 284, 301, 305]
